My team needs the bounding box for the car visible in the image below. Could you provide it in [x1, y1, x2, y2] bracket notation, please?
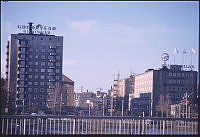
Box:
[31, 113, 37, 116]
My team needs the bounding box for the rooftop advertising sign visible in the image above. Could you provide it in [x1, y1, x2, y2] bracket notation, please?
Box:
[17, 23, 56, 35]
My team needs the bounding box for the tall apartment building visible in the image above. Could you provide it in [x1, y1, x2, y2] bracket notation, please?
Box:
[6, 23, 63, 114]
[133, 65, 197, 116]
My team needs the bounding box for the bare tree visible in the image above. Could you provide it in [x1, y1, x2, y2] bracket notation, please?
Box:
[50, 82, 63, 115]
[1, 77, 8, 114]
[156, 93, 171, 117]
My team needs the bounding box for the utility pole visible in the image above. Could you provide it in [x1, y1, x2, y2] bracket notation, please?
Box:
[122, 99, 124, 116]
[111, 97, 113, 116]
[103, 96, 105, 117]
[22, 100, 24, 115]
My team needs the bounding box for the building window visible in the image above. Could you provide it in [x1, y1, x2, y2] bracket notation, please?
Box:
[28, 82, 32, 85]
[47, 69, 53, 73]
[19, 68, 25, 72]
[41, 55, 45, 59]
[41, 69, 45, 72]
[19, 61, 25, 65]
[29, 68, 32, 72]
[56, 49, 60, 53]
[34, 82, 38, 85]
[29, 55, 32, 58]
[41, 49, 45, 52]
[29, 75, 32, 79]
[35, 62, 38, 65]
[19, 75, 25, 79]
[35, 55, 38, 59]
[35, 75, 38, 79]
[48, 62, 54, 66]
[56, 56, 60, 60]
[28, 88, 32, 92]
[41, 62, 45, 66]
[29, 48, 33, 52]
[41, 75, 45, 79]
[40, 82, 45, 86]
[40, 88, 45, 92]
[34, 88, 38, 92]
[56, 76, 60, 79]
[19, 88, 24, 92]
[35, 69, 38, 72]
[56, 62, 60, 66]
[56, 69, 60, 73]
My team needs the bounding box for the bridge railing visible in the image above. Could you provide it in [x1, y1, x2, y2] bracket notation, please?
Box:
[0, 115, 198, 135]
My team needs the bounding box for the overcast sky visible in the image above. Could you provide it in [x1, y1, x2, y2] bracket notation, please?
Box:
[1, 1, 199, 93]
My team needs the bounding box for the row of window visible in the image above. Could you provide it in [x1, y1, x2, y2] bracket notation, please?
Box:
[168, 79, 194, 85]
[168, 87, 193, 91]
[168, 72, 194, 78]
[28, 55, 61, 60]
[29, 47, 61, 53]
[16, 36, 60, 41]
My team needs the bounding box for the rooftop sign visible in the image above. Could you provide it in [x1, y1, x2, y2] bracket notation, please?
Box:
[17, 23, 56, 35]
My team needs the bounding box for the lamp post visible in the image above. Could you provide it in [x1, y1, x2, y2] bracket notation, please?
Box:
[122, 99, 124, 116]
[22, 99, 25, 115]
[87, 100, 91, 116]
[103, 96, 105, 117]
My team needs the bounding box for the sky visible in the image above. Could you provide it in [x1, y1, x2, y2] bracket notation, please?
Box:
[1, 1, 199, 93]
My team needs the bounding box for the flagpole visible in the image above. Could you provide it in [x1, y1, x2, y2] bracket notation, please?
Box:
[186, 91, 188, 118]
[191, 51, 193, 70]
[174, 53, 175, 65]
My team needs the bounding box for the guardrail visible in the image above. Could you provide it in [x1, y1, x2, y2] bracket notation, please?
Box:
[1, 115, 198, 135]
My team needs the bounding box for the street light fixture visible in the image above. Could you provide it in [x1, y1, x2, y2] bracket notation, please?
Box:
[86, 100, 91, 116]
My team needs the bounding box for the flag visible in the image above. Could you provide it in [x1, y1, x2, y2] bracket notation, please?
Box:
[191, 48, 196, 54]
[183, 49, 187, 54]
[174, 48, 179, 54]
[181, 98, 189, 103]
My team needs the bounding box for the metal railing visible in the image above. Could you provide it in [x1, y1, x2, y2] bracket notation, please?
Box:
[1, 115, 198, 135]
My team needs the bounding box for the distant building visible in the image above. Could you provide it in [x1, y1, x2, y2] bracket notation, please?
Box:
[62, 74, 75, 107]
[110, 75, 135, 114]
[132, 65, 197, 117]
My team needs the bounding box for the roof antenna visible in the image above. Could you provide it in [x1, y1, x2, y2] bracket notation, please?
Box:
[28, 22, 33, 34]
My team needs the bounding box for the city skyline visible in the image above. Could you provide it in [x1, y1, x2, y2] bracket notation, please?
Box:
[1, 1, 199, 93]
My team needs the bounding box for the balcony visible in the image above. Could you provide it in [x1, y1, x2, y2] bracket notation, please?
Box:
[49, 73, 55, 76]
[48, 79, 55, 82]
[48, 66, 55, 69]
[18, 50, 25, 54]
[50, 45, 56, 49]
[17, 77, 25, 81]
[18, 44, 28, 48]
[17, 84, 27, 88]
[18, 57, 25, 61]
[50, 59, 56, 62]
[49, 52, 56, 56]
[18, 64, 25, 68]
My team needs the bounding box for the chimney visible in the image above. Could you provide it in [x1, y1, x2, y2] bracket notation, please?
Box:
[28, 22, 33, 34]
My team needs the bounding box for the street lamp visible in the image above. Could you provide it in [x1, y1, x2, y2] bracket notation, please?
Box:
[86, 100, 91, 116]
[102, 96, 105, 117]
[122, 99, 124, 116]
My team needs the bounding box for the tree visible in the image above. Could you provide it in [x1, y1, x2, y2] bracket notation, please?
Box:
[156, 93, 171, 117]
[1, 77, 8, 114]
[48, 82, 63, 115]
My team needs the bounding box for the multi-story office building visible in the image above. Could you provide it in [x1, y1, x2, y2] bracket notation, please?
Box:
[133, 65, 197, 117]
[6, 23, 63, 114]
